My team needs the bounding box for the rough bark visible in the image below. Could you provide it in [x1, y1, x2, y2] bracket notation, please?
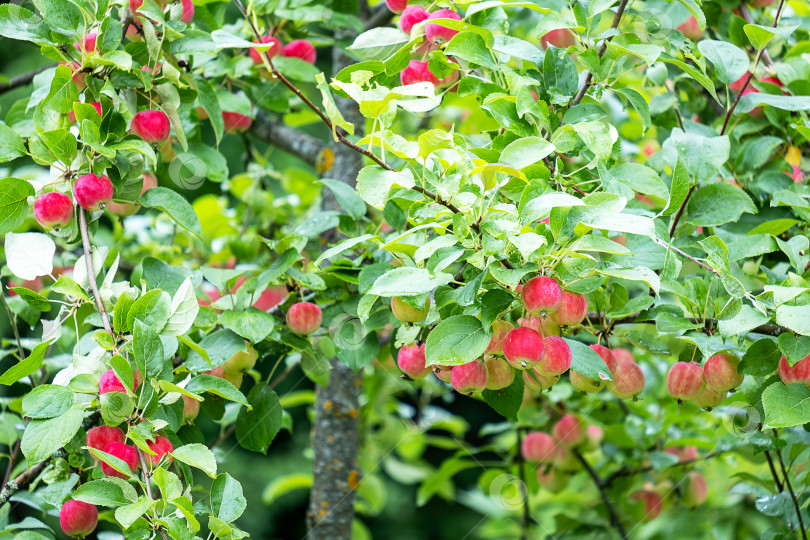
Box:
[249, 112, 325, 166]
[305, 24, 365, 540]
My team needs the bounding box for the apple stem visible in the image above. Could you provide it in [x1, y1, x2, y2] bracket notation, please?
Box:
[78, 208, 115, 340]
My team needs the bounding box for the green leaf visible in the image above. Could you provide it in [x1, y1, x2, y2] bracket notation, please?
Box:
[355, 166, 416, 210]
[572, 121, 615, 159]
[482, 375, 524, 420]
[235, 384, 282, 454]
[698, 40, 749, 85]
[762, 383, 810, 428]
[100, 391, 135, 426]
[133, 320, 165, 377]
[446, 32, 498, 70]
[666, 130, 729, 182]
[0, 4, 53, 45]
[115, 496, 154, 528]
[737, 93, 810, 114]
[348, 27, 409, 61]
[261, 473, 312, 505]
[739, 339, 781, 377]
[369, 267, 454, 297]
[775, 305, 810, 336]
[10, 286, 50, 312]
[163, 277, 199, 337]
[126, 289, 171, 334]
[220, 308, 275, 344]
[0, 126, 27, 163]
[0, 340, 52, 385]
[185, 329, 247, 372]
[44, 65, 79, 114]
[172, 443, 217, 478]
[73, 478, 138, 507]
[777, 334, 810, 367]
[685, 183, 757, 227]
[520, 192, 584, 224]
[425, 315, 490, 367]
[194, 76, 223, 145]
[186, 375, 249, 407]
[319, 179, 367, 219]
[21, 406, 83, 464]
[499, 136, 554, 169]
[211, 473, 247, 523]
[564, 339, 612, 381]
[5, 232, 55, 281]
[140, 187, 202, 237]
[316, 234, 376, 267]
[22, 384, 73, 418]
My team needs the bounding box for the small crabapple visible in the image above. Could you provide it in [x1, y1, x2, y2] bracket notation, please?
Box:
[399, 5, 429, 34]
[486, 319, 514, 355]
[536, 336, 571, 377]
[483, 355, 515, 390]
[666, 362, 705, 402]
[34, 192, 74, 229]
[391, 296, 430, 323]
[550, 291, 588, 326]
[552, 414, 585, 448]
[130, 110, 171, 143]
[282, 40, 317, 64]
[703, 353, 744, 392]
[145, 435, 173, 467]
[73, 173, 113, 211]
[60, 500, 98, 537]
[521, 432, 556, 462]
[522, 276, 562, 314]
[424, 9, 462, 44]
[502, 327, 545, 369]
[397, 343, 430, 380]
[450, 359, 488, 395]
[100, 442, 139, 478]
[286, 302, 323, 334]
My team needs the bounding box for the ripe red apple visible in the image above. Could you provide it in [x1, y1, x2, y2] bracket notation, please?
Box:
[676, 16, 703, 41]
[98, 369, 141, 394]
[503, 327, 545, 369]
[253, 284, 288, 311]
[729, 73, 751, 93]
[107, 172, 158, 216]
[34, 192, 74, 229]
[130, 110, 171, 143]
[397, 343, 430, 380]
[550, 291, 588, 326]
[552, 414, 585, 448]
[385, 0, 408, 13]
[536, 336, 571, 376]
[592, 344, 618, 372]
[391, 296, 430, 323]
[282, 39, 316, 64]
[286, 302, 323, 334]
[183, 395, 200, 422]
[666, 362, 705, 402]
[540, 28, 575, 49]
[74, 33, 97, 53]
[204, 365, 243, 388]
[703, 353, 744, 392]
[433, 364, 453, 383]
[523, 368, 559, 391]
[130, 0, 143, 12]
[74, 173, 113, 211]
[145, 435, 173, 467]
[400, 60, 457, 87]
[60, 500, 98, 537]
[778, 353, 810, 386]
[425, 9, 462, 44]
[59, 61, 86, 90]
[100, 442, 139, 478]
[631, 489, 663, 521]
[484, 355, 515, 390]
[521, 431, 556, 462]
[518, 315, 558, 337]
[450, 359, 488, 395]
[181, 0, 194, 23]
[86, 425, 125, 454]
[486, 319, 515, 355]
[222, 111, 253, 134]
[249, 35, 283, 64]
[608, 359, 645, 400]
[522, 276, 562, 314]
[611, 347, 635, 364]
[399, 5, 430, 34]
[681, 471, 708, 507]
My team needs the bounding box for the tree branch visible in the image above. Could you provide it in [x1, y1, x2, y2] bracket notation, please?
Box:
[668, 185, 696, 237]
[364, 5, 394, 30]
[249, 112, 325, 166]
[0, 65, 54, 96]
[78, 208, 115, 339]
[570, 0, 630, 107]
[573, 449, 627, 539]
[720, 0, 786, 136]
[586, 311, 786, 337]
[764, 450, 784, 492]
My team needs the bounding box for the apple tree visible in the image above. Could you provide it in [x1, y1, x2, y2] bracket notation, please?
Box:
[0, 0, 809, 538]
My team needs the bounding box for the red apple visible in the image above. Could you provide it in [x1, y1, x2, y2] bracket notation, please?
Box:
[74, 33, 97, 54]
[399, 5, 429, 34]
[100, 442, 139, 478]
[282, 39, 316, 64]
[107, 172, 158, 216]
[631, 489, 663, 521]
[223, 111, 253, 134]
[60, 500, 98, 537]
[68, 101, 102, 124]
[253, 285, 288, 311]
[540, 28, 575, 49]
[397, 343, 430, 380]
[98, 369, 140, 394]
[450, 359, 488, 395]
[73, 173, 113, 211]
[666, 362, 705, 402]
[59, 61, 86, 90]
[676, 16, 703, 41]
[385, 0, 408, 13]
[286, 301, 323, 334]
[522, 275, 562, 314]
[145, 435, 173, 467]
[778, 353, 810, 386]
[433, 364, 453, 383]
[424, 9, 462, 44]
[34, 192, 74, 229]
[521, 431, 556, 462]
[552, 414, 585, 448]
[503, 327, 545, 369]
[130, 110, 171, 143]
[181, 0, 194, 23]
[86, 425, 126, 454]
[550, 290, 588, 326]
[681, 471, 708, 507]
[183, 395, 200, 422]
[536, 336, 571, 377]
[523, 368, 559, 391]
[703, 353, 743, 392]
[486, 319, 514, 355]
[729, 73, 751, 93]
[607, 359, 645, 400]
[484, 355, 515, 390]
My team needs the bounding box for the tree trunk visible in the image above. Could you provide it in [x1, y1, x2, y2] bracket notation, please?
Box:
[305, 23, 365, 540]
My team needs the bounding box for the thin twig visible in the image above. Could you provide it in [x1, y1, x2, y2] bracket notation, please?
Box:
[78, 208, 115, 339]
[772, 430, 807, 539]
[570, 0, 630, 106]
[136, 448, 157, 499]
[586, 312, 786, 337]
[668, 185, 695, 237]
[574, 449, 628, 539]
[652, 236, 719, 277]
[720, 0, 786, 136]
[764, 450, 784, 492]
[516, 430, 531, 540]
[2, 440, 21, 487]
[0, 65, 54, 95]
[603, 451, 719, 487]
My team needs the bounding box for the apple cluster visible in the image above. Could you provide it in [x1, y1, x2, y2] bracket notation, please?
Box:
[249, 36, 318, 65]
[393, 275, 646, 400]
[665, 353, 744, 408]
